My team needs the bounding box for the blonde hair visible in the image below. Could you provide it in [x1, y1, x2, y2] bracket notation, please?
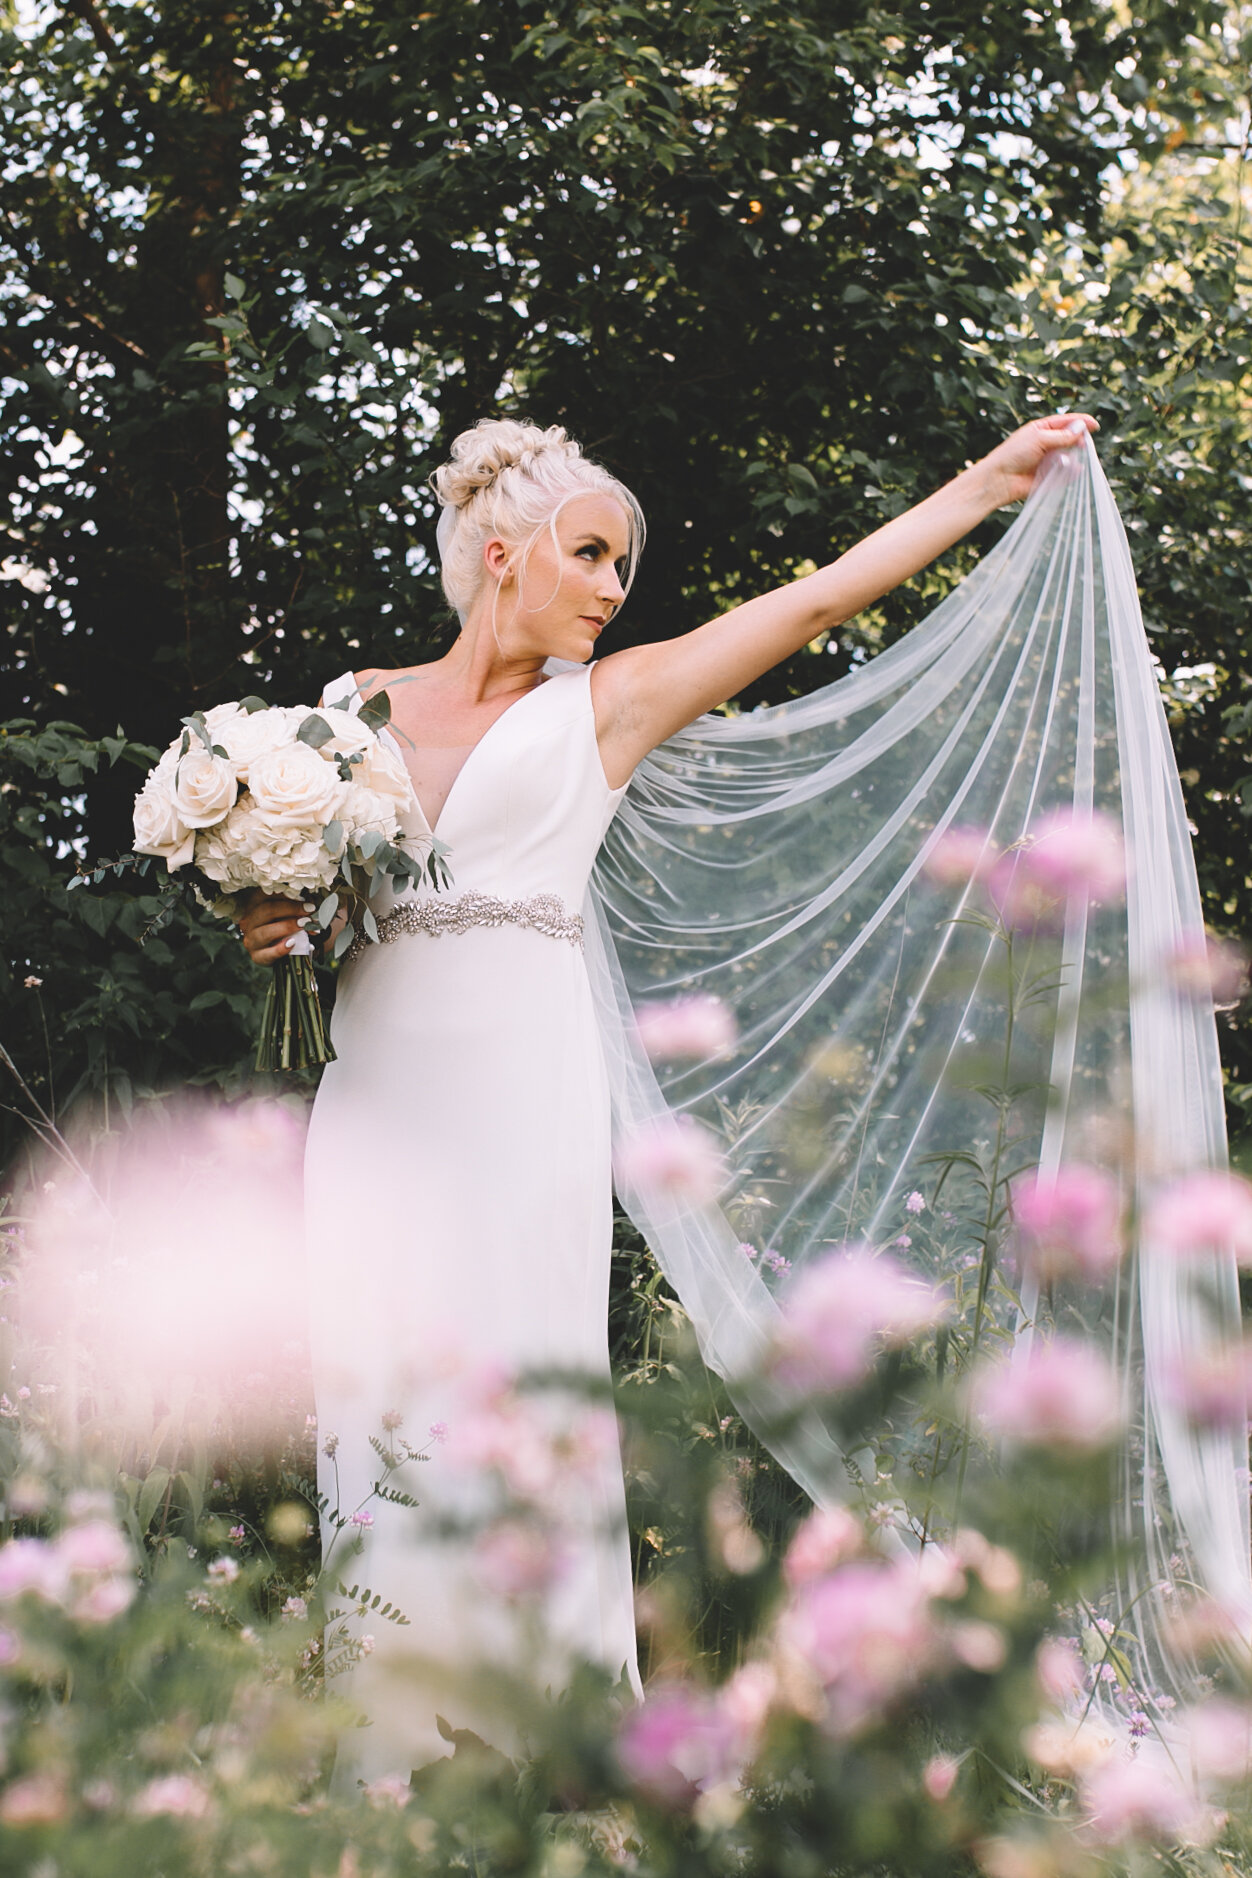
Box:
[429, 418, 645, 623]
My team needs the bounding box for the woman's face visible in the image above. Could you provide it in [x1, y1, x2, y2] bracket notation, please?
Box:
[490, 493, 632, 664]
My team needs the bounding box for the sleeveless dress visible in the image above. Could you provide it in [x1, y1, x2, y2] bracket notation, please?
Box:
[303, 664, 642, 1779]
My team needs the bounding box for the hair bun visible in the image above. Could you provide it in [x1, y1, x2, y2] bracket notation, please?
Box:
[431, 418, 581, 512]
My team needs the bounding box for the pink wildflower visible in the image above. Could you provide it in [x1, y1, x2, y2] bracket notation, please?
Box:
[616, 1115, 727, 1207]
[349, 1511, 374, 1530]
[281, 1595, 308, 1620]
[1144, 1170, 1252, 1263]
[363, 1773, 412, 1808]
[970, 1339, 1123, 1452]
[782, 1506, 863, 1589]
[905, 1190, 926, 1215]
[0, 1771, 69, 1826]
[56, 1518, 131, 1579]
[635, 994, 738, 1062]
[923, 826, 996, 888]
[923, 1753, 960, 1801]
[1162, 931, 1248, 1007]
[207, 1556, 239, 1584]
[1035, 1635, 1086, 1705]
[771, 1244, 944, 1394]
[616, 1685, 741, 1805]
[1012, 1165, 1123, 1283]
[1181, 1696, 1252, 1784]
[428, 1420, 448, 1443]
[473, 1518, 567, 1600]
[779, 1556, 940, 1735]
[989, 810, 1125, 930]
[1078, 1746, 1216, 1846]
[132, 1774, 211, 1819]
[0, 1536, 59, 1603]
[1163, 1342, 1252, 1430]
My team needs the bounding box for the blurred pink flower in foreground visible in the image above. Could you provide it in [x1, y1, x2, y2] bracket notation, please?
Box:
[131, 1774, 211, 1820]
[923, 1753, 960, 1801]
[635, 994, 738, 1062]
[0, 1516, 136, 1626]
[990, 810, 1125, 931]
[1144, 1170, 1252, 1263]
[616, 1115, 727, 1207]
[778, 1556, 940, 1735]
[616, 1685, 742, 1806]
[1162, 931, 1248, 1007]
[473, 1518, 568, 1601]
[970, 1338, 1123, 1452]
[21, 1095, 308, 1447]
[771, 1245, 945, 1394]
[923, 825, 996, 889]
[1011, 1165, 1123, 1283]
[782, 1506, 863, 1589]
[1182, 1696, 1252, 1784]
[0, 1772, 69, 1827]
[1163, 1341, 1252, 1430]
[1035, 1635, 1085, 1706]
[1078, 1745, 1217, 1847]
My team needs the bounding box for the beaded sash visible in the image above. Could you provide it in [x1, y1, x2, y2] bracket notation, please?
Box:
[345, 889, 584, 964]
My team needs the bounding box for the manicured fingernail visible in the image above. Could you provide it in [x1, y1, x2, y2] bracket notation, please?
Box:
[297, 916, 312, 928]
[1068, 419, 1087, 437]
[302, 902, 317, 913]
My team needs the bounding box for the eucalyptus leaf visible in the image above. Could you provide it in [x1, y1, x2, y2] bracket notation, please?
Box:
[240, 695, 268, 714]
[357, 688, 391, 732]
[296, 712, 335, 750]
[316, 891, 339, 928]
[332, 923, 356, 959]
[322, 818, 343, 854]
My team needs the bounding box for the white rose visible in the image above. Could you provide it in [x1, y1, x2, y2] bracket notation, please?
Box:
[355, 738, 414, 807]
[203, 702, 245, 735]
[339, 782, 401, 846]
[133, 773, 195, 870]
[320, 710, 375, 761]
[170, 748, 239, 829]
[217, 706, 306, 783]
[246, 741, 347, 828]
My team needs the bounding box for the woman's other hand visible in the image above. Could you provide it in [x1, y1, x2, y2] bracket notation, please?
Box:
[238, 891, 315, 965]
[978, 413, 1099, 508]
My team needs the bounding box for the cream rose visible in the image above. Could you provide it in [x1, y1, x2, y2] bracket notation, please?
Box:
[217, 705, 306, 782]
[170, 748, 238, 829]
[355, 738, 414, 806]
[133, 773, 196, 870]
[246, 741, 347, 827]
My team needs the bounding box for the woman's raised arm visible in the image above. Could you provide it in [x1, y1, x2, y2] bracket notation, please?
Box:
[593, 414, 1097, 784]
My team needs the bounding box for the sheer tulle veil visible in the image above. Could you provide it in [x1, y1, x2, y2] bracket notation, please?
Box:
[575, 438, 1249, 1685]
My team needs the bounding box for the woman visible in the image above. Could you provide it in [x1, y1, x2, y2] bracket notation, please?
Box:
[239, 411, 1099, 1775]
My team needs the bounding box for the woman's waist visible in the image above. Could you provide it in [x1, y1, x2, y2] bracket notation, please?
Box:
[346, 884, 587, 961]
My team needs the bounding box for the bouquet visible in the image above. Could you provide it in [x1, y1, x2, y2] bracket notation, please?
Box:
[128, 692, 449, 1071]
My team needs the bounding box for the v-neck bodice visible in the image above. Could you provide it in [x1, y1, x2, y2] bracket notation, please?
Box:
[322, 665, 628, 914]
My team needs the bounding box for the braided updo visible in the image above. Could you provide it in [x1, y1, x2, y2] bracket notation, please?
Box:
[429, 418, 645, 622]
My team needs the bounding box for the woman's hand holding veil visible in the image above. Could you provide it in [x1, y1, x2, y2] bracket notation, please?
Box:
[591, 411, 1101, 780]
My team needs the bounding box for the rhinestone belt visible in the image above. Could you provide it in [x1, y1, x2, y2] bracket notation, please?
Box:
[344, 890, 584, 964]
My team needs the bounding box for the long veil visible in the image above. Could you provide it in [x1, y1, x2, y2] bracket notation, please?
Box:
[586, 437, 1251, 1678]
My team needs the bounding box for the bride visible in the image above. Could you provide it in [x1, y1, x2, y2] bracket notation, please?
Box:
[238, 409, 1105, 1775]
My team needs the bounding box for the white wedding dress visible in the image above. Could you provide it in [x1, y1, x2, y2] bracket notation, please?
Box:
[304, 664, 642, 1778]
